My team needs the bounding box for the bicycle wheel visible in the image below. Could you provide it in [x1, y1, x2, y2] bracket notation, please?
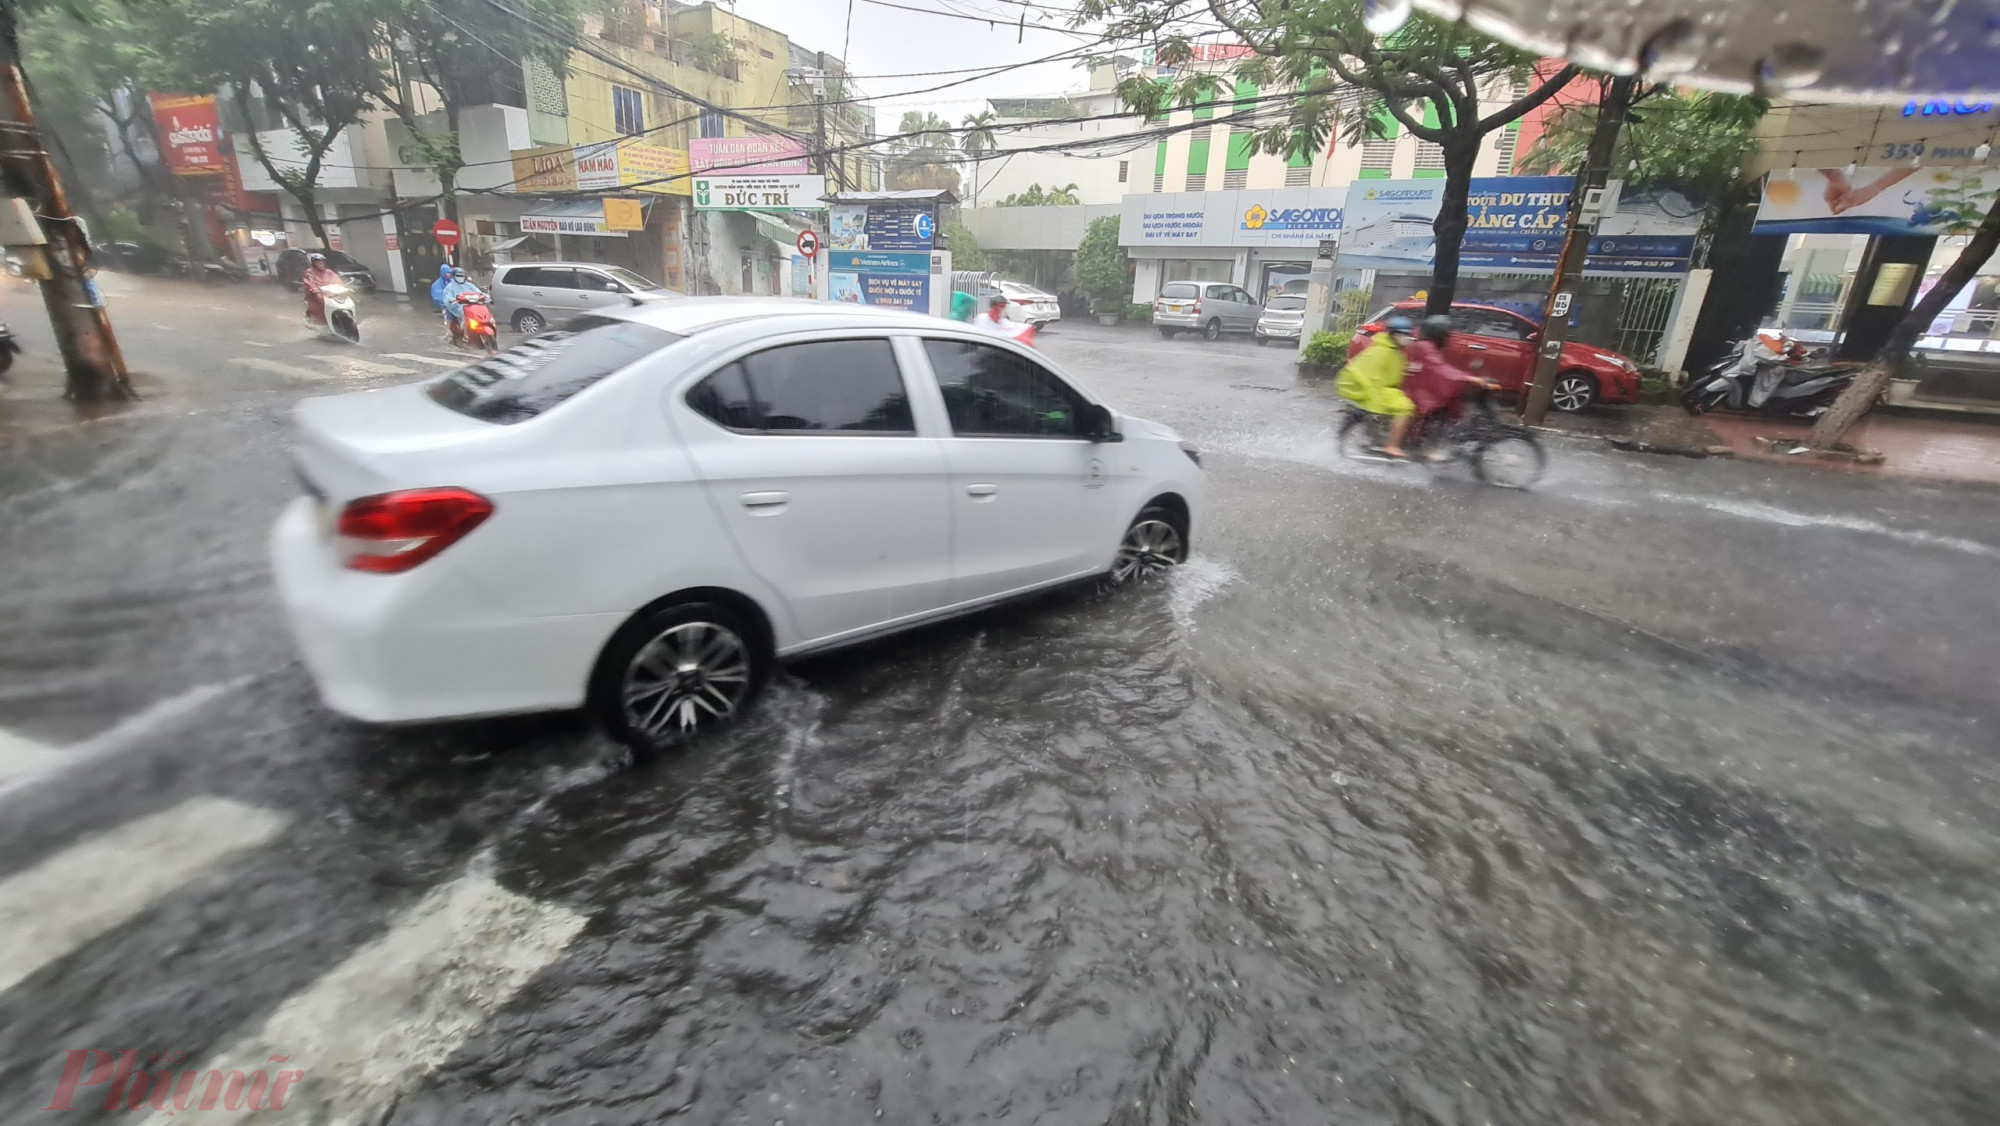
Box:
[1336, 412, 1379, 460]
[1473, 431, 1546, 488]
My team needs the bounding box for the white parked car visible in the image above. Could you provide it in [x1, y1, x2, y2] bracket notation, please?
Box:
[271, 299, 1204, 749]
[997, 281, 1062, 326]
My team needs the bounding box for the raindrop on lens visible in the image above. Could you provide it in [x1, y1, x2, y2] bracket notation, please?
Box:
[1363, 0, 1412, 36]
[1637, 18, 1702, 75]
[1756, 42, 1826, 91]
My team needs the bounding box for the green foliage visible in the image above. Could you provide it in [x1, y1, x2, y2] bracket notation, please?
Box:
[1918, 172, 1997, 235]
[1521, 85, 1767, 202]
[1073, 215, 1128, 309]
[960, 111, 998, 158]
[887, 110, 961, 193]
[945, 222, 985, 270]
[1302, 330, 1352, 366]
[97, 205, 147, 243]
[1127, 303, 1153, 323]
[995, 183, 1082, 207]
[1334, 288, 1376, 333]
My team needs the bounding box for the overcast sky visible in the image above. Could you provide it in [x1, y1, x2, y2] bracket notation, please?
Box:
[719, 0, 1112, 130]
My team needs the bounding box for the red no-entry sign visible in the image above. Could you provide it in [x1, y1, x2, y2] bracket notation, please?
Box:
[795, 229, 819, 258]
[432, 218, 461, 250]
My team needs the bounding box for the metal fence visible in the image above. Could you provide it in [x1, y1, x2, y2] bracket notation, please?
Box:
[1475, 272, 1683, 369]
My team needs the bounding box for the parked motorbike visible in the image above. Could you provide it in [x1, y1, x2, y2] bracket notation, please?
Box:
[1683, 333, 1861, 418]
[201, 256, 249, 284]
[450, 290, 498, 354]
[320, 283, 362, 344]
[0, 321, 20, 378]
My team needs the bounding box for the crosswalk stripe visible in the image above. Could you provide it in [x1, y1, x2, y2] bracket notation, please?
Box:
[326, 357, 417, 377]
[0, 728, 61, 785]
[230, 358, 322, 380]
[382, 352, 466, 369]
[0, 798, 286, 995]
[134, 870, 587, 1122]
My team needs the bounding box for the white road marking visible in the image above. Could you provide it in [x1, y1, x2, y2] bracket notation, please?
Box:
[243, 340, 275, 348]
[0, 798, 287, 994]
[0, 679, 245, 801]
[0, 728, 61, 785]
[381, 353, 464, 369]
[326, 358, 416, 377]
[136, 867, 587, 1123]
[231, 357, 322, 380]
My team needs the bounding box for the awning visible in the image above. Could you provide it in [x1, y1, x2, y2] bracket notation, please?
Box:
[519, 200, 627, 238]
[748, 211, 801, 247]
[491, 234, 552, 254]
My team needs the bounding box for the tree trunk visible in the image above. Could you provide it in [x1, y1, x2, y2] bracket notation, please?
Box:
[1808, 191, 2000, 449]
[1426, 141, 1478, 315]
[439, 101, 462, 223]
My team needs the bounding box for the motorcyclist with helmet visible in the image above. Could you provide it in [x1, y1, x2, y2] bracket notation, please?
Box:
[438, 266, 485, 345]
[300, 252, 342, 327]
[1403, 314, 1499, 456]
[1336, 313, 1418, 458]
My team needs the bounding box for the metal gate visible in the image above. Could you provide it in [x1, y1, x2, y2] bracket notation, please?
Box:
[1472, 272, 1682, 368]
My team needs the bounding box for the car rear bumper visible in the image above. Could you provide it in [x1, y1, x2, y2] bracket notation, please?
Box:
[1153, 310, 1205, 329]
[270, 498, 621, 723]
[1255, 323, 1302, 339]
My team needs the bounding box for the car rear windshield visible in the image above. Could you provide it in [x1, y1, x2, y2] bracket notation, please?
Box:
[1159, 283, 1199, 299]
[1265, 296, 1306, 310]
[427, 315, 680, 424]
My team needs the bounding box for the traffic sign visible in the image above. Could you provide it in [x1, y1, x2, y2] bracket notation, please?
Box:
[795, 229, 820, 258]
[432, 218, 461, 250]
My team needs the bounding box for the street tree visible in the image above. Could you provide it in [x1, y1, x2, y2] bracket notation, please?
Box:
[1523, 85, 1767, 206]
[996, 183, 1081, 207]
[1073, 214, 1129, 314]
[945, 220, 985, 270]
[173, 0, 384, 245]
[961, 109, 997, 205]
[1082, 0, 1577, 314]
[372, 0, 588, 220]
[886, 110, 961, 193]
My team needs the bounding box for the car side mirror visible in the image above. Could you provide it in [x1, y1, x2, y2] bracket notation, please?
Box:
[1526, 331, 1540, 343]
[1080, 403, 1122, 442]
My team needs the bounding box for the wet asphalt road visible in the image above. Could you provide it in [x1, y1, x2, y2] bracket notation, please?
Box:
[3, 276, 1999, 1124]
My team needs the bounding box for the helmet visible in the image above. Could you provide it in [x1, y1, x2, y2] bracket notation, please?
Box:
[1420, 314, 1453, 343]
[451, 267, 468, 280]
[1383, 313, 1416, 337]
[307, 252, 326, 265]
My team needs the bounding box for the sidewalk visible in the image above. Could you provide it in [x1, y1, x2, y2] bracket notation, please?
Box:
[1537, 402, 2000, 486]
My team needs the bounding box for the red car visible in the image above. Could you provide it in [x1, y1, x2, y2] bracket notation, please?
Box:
[1347, 301, 1643, 411]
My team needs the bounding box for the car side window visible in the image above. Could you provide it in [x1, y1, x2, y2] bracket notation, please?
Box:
[577, 271, 622, 292]
[501, 266, 541, 287]
[685, 339, 914, 435]
[1463, 310, 1528, 340]
[922, 338, 1087, 439]
[537, 268, 579, 290]
[1234, 287, 1254, 304]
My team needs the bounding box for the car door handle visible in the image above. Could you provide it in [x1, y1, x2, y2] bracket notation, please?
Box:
[740, 491, 790, 508]
[965, 483, 998, 498]
[1466, 343, 1488, 350]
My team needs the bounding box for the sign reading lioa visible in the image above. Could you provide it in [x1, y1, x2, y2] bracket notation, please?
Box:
[692, 174, 828, 211]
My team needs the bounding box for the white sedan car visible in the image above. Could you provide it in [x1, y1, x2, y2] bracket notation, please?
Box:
[271, 299, 1204, 749]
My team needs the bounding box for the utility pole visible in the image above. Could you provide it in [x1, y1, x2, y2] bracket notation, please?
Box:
[0, 3, 131, 402]
[1520, 74, 1639, 425]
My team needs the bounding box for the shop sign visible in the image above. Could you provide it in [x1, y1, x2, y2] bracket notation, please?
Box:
[826, 249, 930, 311]
[829, 202, 934, 250]
[1337, 175, 1697, 275]
[690, 136, 809, 175]
[692, 174, 827, 211]
[1755, 166, 2000, 236]
[509, 145, 577, 193]
[520, 207, 624, 236]
[1120, 188, 1349, 247]
[603, 198, 645, 231]
[575, 140, 691, 196]
[148, 94, 226, 176]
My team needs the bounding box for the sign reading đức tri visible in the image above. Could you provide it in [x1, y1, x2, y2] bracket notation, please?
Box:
[691, 175, 827, 211]
[147, 94, 226, 176]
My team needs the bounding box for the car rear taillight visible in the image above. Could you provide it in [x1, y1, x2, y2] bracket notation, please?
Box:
[1190, 301, 1202, 314]
[335, 487, 493, 574]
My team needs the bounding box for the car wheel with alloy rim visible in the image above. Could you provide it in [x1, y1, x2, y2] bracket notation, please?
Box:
[1202, 319, 1222, 341]
[1109, 505, 1187, 586]
[513, 309, 546, 336]
[588, 600, 768, 751]
[1551, 371, 1598, 412]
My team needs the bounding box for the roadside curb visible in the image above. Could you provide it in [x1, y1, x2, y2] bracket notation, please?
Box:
[1606, 437, 1737, 459]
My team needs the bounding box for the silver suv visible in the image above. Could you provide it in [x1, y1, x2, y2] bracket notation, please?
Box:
[1153, 281, 1259, 341]
[490, 262, 679, 335]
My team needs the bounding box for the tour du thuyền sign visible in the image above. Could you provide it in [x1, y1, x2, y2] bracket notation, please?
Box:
[692, 174, 827, 211]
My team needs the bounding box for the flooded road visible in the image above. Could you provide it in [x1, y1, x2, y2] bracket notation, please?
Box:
[3, 284, 1998, 1123]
